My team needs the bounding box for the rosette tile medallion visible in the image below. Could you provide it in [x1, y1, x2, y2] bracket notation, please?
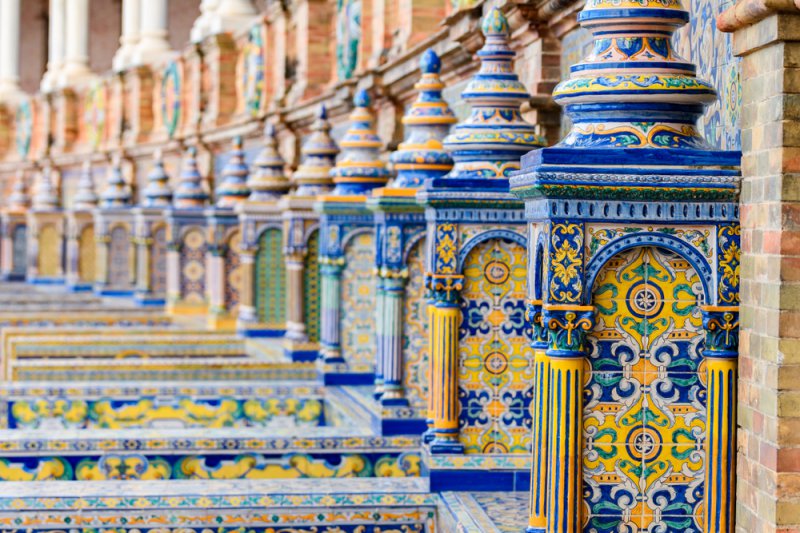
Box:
[509, 1, 742, 532]
[368, 49, 456, 435]
[278, 106, 339, 360]
[417, 7, 546, 488]
[236, 124, 292, 337]
[317, 90, 388, 384]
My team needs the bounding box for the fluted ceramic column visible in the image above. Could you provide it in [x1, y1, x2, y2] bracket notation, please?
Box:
[428, 276, 464, 454]
[60, 0, 93, 86]
[135, 0, 171, 65]
[320, 262, 344, 363]
[166, 239, 181, 311]
[542, 305, 594, 533]
[527, 299, 550, 533]
[701, 306, 739, 533]
[422, 296, 436, 443]
[379, 275, 407, 405]
[0, 0, 22, 98]
[41, 0, 65, 91]
[113, 0, 141, 71]
[135, 234, 151, 292]
[207, 246, 225, 317]
[285, 254, 307, 341]
[237, 249, 256, 323]
[374, 277, 386, 398]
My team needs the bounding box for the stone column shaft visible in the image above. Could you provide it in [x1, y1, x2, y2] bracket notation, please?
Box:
[113, 0, 141, 71]
[237, 251, 256, 323]
[61, 0, 93, 86]
[135, 0, 171, 65]
[0, 0, 22, 97]
[42, 0, 65, 91]
[166, 246, 181, 311]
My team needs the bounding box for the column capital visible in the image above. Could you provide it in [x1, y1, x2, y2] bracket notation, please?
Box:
[543, 304, 595, 356]
[701, 306, 740, 358]
[526, 299, 548, 349]
[426, 273, 464, 305]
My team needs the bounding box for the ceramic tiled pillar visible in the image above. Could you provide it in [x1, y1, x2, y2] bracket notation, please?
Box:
[368, 48, 456, 435]
[418, 8, 545, 484]
[512, 0, 742, 531]
[317, 90, 389, 384]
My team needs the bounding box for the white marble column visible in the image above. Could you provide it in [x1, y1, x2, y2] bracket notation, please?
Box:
[41, 0, 65, 91]
[134, 0, 172, 65]
[211, 0, 257, 35]
[0, 0, 22, 99]
[190, 0, 220, 43]
[59, 0, 93, 86]
[112, 0, 141, 71]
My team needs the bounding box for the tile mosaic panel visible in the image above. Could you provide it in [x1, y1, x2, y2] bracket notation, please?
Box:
[0, 451, 422, 481]
[255, 228, 286, 325]
[179, 228, 206, 302]
[674, 0, 741, 151]
[150, 226, 168, 294]
[403, 238, 429, 409]
[78, 225, 95, 283]
[304, 230, 321, 343]
[584, 246, 706, 532]
[225, 230, 243, 313]
[11, 225, 26, 276]
[341, 231, 376, 370]
[109, 225, 131, 288]
[38, 224, 60, 277]
[457, 238, 533, 454]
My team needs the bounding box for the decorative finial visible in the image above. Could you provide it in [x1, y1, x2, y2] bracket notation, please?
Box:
[420, 48, 442, 75]
[7, 169, 30, 211]
[73, 160, 99, 209]
[100, 155, 132, 208]
[142, 150, 173, 208]
[390, 49, 456, 188]
[440, 8, 546, 181]
[173, 146, 209, 208]
[510, 0, 741, 202]
[551, 0, 715, 149]
[354, 89, 370, 108]
[246, 122, 290, 202]
[33, 164, 59, 210]
[329, 90, 389, 195]
[215, 136, 251, 207]
[293, 105, 339, 196]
